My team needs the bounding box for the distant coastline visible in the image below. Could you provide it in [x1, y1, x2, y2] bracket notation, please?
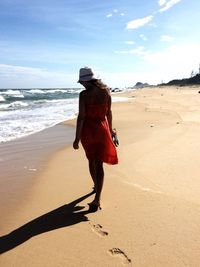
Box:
[161, 74, 200, 86]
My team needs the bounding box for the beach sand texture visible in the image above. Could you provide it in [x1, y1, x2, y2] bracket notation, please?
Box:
[1, 86, 200, 267]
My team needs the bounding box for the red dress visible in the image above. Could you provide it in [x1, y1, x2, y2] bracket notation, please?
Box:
[81, 104, 118, 164]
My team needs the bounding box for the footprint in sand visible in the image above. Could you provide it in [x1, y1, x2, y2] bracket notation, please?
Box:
[108, 248, 131, 265]
[90, 223, 108, 237]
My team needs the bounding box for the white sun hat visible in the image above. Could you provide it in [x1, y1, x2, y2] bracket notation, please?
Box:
[78, 67, 97, 82]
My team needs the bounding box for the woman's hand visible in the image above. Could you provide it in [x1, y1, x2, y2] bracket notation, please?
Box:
[73, 139, 79, 149]
[110, 129, 116, 137]
[111, 128, 119, 147]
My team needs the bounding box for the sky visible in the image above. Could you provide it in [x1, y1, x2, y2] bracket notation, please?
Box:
[0, 0, 200, 88]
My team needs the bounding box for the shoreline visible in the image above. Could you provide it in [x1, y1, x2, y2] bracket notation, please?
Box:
[0, 123, 75, 229]
[1, 86, 200, 266]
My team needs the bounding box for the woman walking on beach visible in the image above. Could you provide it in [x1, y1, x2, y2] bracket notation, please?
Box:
[73, 67, 118, 212]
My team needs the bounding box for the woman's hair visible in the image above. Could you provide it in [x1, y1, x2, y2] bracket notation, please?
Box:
[89, 79, 110, 91]
[84, 79, 111, 104]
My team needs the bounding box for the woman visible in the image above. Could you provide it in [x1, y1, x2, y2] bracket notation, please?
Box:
[73, 67, 118, 212]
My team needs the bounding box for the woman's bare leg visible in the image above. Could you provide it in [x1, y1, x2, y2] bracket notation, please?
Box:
[89, 160, 96, 190]
[89, 160, 104, 205]
[93, 161, 104, 204]
[88, 160, 104, 206]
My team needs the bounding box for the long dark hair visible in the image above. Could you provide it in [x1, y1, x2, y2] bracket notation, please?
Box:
[87, 79, 110, 92]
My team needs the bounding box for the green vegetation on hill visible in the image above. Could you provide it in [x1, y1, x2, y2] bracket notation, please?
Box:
[164, 74, 200, 86]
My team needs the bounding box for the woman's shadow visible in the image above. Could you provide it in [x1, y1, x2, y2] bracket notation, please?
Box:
[0, 191, 95, 254]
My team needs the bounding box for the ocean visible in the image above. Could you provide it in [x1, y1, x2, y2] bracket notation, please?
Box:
[0, 88, 127, 143]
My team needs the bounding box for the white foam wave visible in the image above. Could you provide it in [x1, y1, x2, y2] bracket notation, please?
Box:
[13, 94, 24, 98]
[45, 89, 70, 93]
[28, 89, 46, 94]
[0, 89, 24, 98]
[28, 89, 76, 94]
[0, 89, 21, 95]
[0, 101, 28, 110]
[0, 95, 5, 102]
[34, 98, 78, 104]
[10, 101, 28, 107]
[0, 98, 78, 143]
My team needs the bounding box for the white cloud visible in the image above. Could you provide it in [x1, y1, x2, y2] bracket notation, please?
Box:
[126, 15, 153, 30]
[149, 22, 158, 28]
[125, 41, 135, 45]
[99, 71, 145, 87]
[160, 35, 174, 41]
[159, 0, 182, 12]
[106, 10, 124, 18]
[115, 46, 146, 55]
[112, 42, 200, 85]
[99, 69, 171, 87]
[106, 13, 112, 18]
[140, 34, 148, 41]
[158, 0, 167, 6]
[142, 43, 200, 81]
[0, 64, 75, 88]
[0, 64, 48, 78]
[143, 43, 199, 64]
[115, 43, 200, 77]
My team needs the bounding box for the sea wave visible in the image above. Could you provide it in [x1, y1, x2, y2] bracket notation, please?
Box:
[0, 89, 24, 99]
[0, 101, 29, 111]
[0, 93, 79, 142]
[0, 88, 80, 103]
[28, 89, 76, 94]
[28, 89, 46, 94]
[0, 95, 5, 102]
[0, 89, 22, 95]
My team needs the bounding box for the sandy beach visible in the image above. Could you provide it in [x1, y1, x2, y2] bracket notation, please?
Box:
[1, 86, 200, 267]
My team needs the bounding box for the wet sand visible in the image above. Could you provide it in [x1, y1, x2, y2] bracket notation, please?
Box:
[0, 124, 74, 229]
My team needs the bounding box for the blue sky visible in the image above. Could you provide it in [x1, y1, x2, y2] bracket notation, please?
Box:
[0, 0, 200, 88]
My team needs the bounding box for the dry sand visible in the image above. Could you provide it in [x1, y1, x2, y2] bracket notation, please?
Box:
[1, 86, 200, 266]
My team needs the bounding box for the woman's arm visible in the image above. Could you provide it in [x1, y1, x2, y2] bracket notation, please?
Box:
[73, 91, 86, 149]
[106, 94, 119, 146]
[106, 94, 115, 135]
